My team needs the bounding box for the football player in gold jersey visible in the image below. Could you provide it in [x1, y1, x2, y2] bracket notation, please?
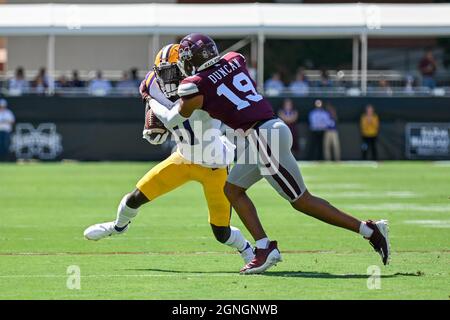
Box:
[84, 44, 255, 265]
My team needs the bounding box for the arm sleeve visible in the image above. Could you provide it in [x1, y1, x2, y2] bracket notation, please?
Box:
[149, 77, 175, 109]
[149, 98, 187, 128]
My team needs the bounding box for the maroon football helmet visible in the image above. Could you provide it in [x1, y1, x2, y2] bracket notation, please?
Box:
[177, 33, 220, 77]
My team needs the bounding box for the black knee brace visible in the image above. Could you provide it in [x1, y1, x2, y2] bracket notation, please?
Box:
[210, 224, 231, 244]
[125, 189, 149, 209]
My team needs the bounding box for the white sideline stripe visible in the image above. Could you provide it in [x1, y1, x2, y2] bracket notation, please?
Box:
[346, 204, 450, 212]
[336, 161, 379, 168]
[319, 191, 417, 199]
[404, 220, 450, 228]
[432, 161, 450, 166]
[253, 182, 365, 190]
[298, 161, 379, 168]
[311, 183, 365, 189]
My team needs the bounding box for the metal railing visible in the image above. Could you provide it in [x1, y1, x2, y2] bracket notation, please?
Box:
[1, 69, 450, 98]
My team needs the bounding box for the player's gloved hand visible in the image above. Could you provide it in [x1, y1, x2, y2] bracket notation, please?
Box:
[139, 80, 151, 103]
[142, 129, 169, 145]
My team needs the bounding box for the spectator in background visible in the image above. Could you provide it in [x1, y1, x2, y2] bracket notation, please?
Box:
[264, 72, 285, 95]
[404, 75, 415, 95]
[323, 102, 341, 161]
[378, 79, 393, 96]
[116, 70, 137, 95]
[419, 49, 437, 89]
[129, 68, 140, 87]
[278, 98, 299, 153]
[289, 69, 309, 96]
[307, 99, 329, 160]
[0, 99, 15, 161]
[56, 75, 70, 89]
[33, 67, 49, 95]
[8, 67, 29, 95]
[71, 70, 84, 88]
[317, 69, 332, 88]
[360, 104, 379, 161]
[89, 70, 112, 96]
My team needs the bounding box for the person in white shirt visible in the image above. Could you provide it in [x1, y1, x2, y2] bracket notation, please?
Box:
[0, 99, 15, 161]
[8, 67, 30, 96]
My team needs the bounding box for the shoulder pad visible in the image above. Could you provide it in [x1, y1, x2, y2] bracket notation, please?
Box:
[224, 52, 245, 63]
[178, 80, 200, 97]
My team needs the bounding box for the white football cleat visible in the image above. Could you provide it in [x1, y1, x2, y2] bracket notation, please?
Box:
[83, 221, 129, 241]
[366, 219, 390, 265]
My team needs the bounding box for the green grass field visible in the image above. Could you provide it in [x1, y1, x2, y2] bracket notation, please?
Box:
[0, 161, 449, 299]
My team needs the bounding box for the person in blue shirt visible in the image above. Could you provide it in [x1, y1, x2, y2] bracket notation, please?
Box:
[289, 69, 309, 96]
[264, 72, 285, 96]
[89, 70, 112, 96]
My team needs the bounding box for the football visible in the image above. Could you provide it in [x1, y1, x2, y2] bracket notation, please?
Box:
[145, 105, 167, 137]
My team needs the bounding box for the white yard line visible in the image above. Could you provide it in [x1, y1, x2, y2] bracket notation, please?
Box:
[346, 204, 450, 212]
[297, 161, 379, 168]
[319, 191, 417, 199]
[432, 161, 450, 167]
[335, 161, 379, 168]
[404, 220, 450, 228]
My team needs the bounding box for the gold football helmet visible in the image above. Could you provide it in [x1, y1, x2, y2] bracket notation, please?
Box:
[153, 44, 184, 98]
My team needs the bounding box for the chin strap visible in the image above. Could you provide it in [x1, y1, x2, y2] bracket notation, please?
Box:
[197, 56, 220, 72]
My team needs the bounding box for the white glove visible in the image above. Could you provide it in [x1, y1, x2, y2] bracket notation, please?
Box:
[143, 129, 169, 145]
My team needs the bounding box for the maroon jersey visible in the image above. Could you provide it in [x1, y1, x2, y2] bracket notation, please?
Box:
[178, 52, 274, 131]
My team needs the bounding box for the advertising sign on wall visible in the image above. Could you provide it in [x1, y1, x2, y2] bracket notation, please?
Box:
[405, 123, 450, 159]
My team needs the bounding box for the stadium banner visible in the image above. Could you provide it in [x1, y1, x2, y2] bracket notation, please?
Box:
[405, 123, 450, 159]
[4, 96, 450, 161]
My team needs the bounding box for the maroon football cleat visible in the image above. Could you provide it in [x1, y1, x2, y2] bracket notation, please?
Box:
[240, 241, 282, 274]
[365, 220, 390, 265]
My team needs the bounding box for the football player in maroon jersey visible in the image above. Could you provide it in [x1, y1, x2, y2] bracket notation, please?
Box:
[148, 33, 390, 274]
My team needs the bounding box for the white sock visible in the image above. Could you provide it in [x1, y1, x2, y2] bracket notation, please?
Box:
[114, 194, 138, 228]
[255, 237, 270, 249]
[224, 226, 247, 252]
[359, 222, 374, 238]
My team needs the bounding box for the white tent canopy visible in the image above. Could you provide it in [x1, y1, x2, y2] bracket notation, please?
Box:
[1, 3, 450, 37]
[2, 3, 450, 93]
